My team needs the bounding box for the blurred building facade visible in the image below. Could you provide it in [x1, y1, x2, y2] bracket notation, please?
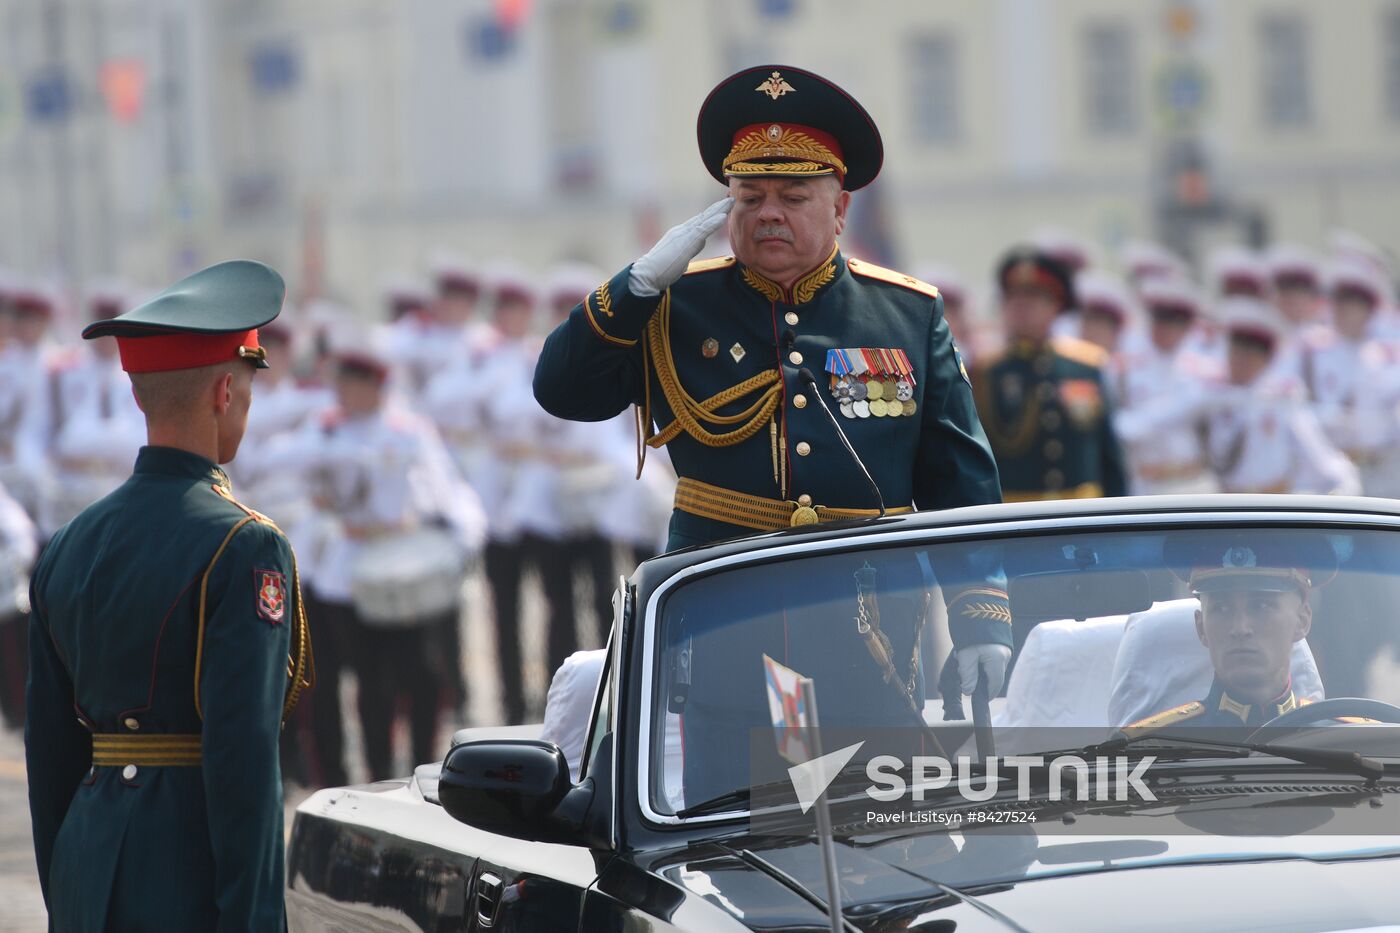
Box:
[1, 0, 1397, 317]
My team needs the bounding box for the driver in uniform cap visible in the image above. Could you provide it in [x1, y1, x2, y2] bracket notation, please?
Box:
[1130, 534, 1337, 731]
[25, 260, 314, 932]
[534, 65, 1012, 701]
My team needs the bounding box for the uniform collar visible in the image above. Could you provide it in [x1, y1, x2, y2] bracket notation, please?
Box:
[1207, 679, 1297, 724]
[738, 244, 843, 305]
[1010, 338, 1050, 359]
[134, 445, 232, 491]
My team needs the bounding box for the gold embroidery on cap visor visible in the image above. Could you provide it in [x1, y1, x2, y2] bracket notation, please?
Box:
[237, 345, 268, 364]
[723, 126, 847, 179]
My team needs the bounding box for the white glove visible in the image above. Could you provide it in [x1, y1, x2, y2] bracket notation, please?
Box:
[628, 198, 734, 297]
[957, 644, 1011, 697]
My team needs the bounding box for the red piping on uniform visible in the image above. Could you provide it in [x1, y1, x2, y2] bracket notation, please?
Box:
[117, 577, 198, 724]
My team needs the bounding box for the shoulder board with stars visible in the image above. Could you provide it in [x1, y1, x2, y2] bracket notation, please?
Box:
[1125, 700, 1205, 732]
[684, 256, 737, 276]
[1051, 335, 1110, 369]
[847, 258, 941, 300]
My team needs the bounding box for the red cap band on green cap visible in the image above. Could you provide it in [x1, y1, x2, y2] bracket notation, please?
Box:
[115, 328, 259, 373]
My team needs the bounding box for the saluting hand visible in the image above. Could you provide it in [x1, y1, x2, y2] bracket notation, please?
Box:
[628, 198, 734, 297]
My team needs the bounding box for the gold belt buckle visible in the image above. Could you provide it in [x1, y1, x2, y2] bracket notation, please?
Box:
[790, 505, 819, 526]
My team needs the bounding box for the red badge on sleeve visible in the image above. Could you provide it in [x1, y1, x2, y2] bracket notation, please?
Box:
[255, 570, 287, 624]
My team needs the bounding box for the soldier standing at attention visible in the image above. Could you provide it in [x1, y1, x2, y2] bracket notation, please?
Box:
[973, 247, 1129, 503]
[534, 65, 1011, 702]
[25, 260, 314, 932]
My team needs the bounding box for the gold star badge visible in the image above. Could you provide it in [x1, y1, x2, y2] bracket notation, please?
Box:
[755, 71, 795, 100]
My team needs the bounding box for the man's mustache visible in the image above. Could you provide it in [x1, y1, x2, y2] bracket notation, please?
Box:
[754, 225, 794, 243]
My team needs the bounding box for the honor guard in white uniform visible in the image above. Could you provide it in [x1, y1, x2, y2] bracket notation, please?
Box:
[480, 271, 588, 723]
[1031, 226, 1094, 275]
[418, 255, 494, 385]
[1076, 270, 1139, 361]
[0, 283, 60, 523]
[1210, 247, 1271, 302]
[276, 338, 486, 781]
[1120, 239, 1188, 289]
[44, 291, 147, 536]
[1112, 278, 1220, 496]
[381, 277, 439, 399]
[1266, 245, 1331, 382]
[1304, 260, 1400, 497]
[1204, 299, 1360, 496]
[0, 475, 38, 730]
[225, 322, 332, 526]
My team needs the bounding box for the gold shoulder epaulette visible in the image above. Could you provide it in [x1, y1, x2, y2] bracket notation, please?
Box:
[684, 256, 736, 276]
[1051, 336, 1109, 369]
[847, 258, 941, 300]
[1126, 700, 1205, 732]
[210, 483, 282, 533]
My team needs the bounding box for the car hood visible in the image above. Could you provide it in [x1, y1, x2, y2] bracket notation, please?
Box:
[647, 829, 1400, 932]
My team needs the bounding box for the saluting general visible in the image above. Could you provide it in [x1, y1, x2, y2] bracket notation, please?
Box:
[534, 65, 1000, 542]
[534, 65, 1012, 703]
[25, 261, 314, 932]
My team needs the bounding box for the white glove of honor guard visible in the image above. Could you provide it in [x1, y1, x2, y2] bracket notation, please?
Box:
[628, 198, 734, 297]
[957, 643, 1012, 697]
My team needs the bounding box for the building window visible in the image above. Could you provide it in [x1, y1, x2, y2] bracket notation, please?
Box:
[909, 32, 960, 144]
[1259, 13, 1311, 128]
[1083, 21, 1137, 136]
[1386, 6, 1400, 122]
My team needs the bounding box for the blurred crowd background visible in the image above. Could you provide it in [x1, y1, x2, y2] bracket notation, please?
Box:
[1, 0, 1400, 787]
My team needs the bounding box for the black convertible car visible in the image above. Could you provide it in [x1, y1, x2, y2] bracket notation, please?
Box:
[287, 496, 1400, 932]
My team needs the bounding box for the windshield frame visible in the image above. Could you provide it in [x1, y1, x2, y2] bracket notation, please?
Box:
[634, 508, 1400, 829]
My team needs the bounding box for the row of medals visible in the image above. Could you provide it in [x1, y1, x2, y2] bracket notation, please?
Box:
[831, 376, 917, 418]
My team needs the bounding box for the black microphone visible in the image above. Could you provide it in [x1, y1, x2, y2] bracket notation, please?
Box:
[798, 368, 885, 518]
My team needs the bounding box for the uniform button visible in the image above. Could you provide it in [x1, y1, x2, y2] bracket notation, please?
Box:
[1045, 469, 1065, 490]
[123, 717, 140, 731]
[1041, 411, 1062, 430]
[784, 311, 799, 326]
[793, 393, 808, 409]
[1036, 383, 1057, 402]
[122, 765, 138, 781]
[788, 351, 804, 366]
[796, 442, 812, 457]
[1044, 440, 1063, 461]
[797, 494, 812, 506]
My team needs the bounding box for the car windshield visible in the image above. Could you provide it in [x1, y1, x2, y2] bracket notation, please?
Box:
[645, 521, 1400, 817]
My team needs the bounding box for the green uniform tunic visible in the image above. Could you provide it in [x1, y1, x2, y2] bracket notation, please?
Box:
[972, 338, 1128, 502]
[26, 446, 306, 932]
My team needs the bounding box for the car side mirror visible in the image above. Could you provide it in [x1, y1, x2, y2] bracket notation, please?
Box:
[439, 739, 575, 841]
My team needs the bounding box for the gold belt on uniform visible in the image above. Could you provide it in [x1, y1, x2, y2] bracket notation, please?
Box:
[674, 476, 912, 532]
[91, 733, 202, 767]
[1001, 482, 1104, 503]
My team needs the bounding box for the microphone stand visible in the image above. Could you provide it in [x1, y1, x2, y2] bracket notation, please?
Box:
[798, 368, 885, 518]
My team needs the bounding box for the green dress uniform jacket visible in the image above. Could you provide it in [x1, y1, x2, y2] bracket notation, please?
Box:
[532, 249, 1002, 552]
[26, 446, 311, 932]
[972, 338, 1128, 502]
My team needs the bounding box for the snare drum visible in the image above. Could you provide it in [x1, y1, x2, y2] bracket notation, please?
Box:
[350, 527, 466, 627]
